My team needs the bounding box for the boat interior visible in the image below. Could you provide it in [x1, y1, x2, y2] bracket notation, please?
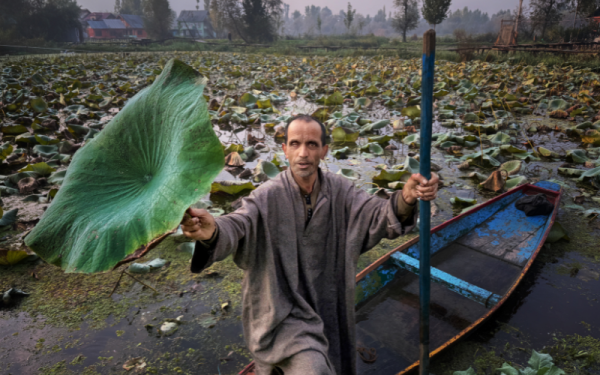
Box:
[354, 181, 561, 374]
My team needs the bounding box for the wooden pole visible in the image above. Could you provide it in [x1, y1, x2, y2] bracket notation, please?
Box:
[419, 28, 435, 375]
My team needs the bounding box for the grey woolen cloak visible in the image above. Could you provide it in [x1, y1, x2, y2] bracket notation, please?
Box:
[191, 168, 417, 374]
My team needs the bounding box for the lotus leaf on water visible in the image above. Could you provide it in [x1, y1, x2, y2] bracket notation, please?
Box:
[499, 160, 522, 176]
[566, 149, 589, 164]
[331, 147, 351, 159]
[450, 197, 477, 207]
[211, 181, 255, 195]
[504, 175, 527, 190]
[331, 127, 359, 143]
[24, 59, 224, 273]
[337, 168, 360, 180]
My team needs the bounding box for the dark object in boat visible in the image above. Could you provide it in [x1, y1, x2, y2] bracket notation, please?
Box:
[515, 193, 554, 216]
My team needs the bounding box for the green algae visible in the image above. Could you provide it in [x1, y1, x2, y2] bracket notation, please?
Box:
[0, 234, 242, 330]
[547, 334, 600, 372]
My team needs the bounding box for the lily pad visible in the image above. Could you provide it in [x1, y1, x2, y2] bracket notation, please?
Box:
[566, 149, 589, 164]
[24, 59, 224, 273]
[331, 127, 359, 143]
[450, 197, 477, 207]
[499, 160, 522, 176]
[505, 175, 527, 190]
[211, 181, 255, 195]
[337, 168, 360, 180]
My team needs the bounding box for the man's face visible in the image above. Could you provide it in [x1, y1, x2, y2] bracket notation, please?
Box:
[282, 120, 328, 179]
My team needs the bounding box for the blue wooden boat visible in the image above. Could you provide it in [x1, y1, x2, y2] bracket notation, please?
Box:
[239, 181, 562, 375]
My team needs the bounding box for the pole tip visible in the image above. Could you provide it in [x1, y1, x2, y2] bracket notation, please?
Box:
[423, 29, 436, 56]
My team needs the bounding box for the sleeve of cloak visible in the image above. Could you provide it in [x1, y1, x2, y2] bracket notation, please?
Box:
[190, 190, 261, 273]
[345, 184, 419, 255]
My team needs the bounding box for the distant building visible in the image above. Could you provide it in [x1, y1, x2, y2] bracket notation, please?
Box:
[175, 10, 216, 38]
[119, 14, 147, 39]
[85, 14, 147, 39]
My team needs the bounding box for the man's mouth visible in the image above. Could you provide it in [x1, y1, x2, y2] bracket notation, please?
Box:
[297, 161, 311, 168]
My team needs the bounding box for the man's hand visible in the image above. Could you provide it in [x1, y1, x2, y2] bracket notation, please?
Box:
[181, 208, 216, 241]
[402, 172, 439, 205]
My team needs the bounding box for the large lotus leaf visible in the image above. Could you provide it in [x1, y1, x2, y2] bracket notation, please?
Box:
[332, 127, 359, 143]
[450, 197, 477, 207]
[324, 91, 343, 106]
[239, 93, 258, 107]
[374, 169, 410, 182]
[211, 181, 255, 195]
[337, 168, 360, 180]
[566, 149, 589, 164]
[0, 143, 13, 160]
[578, 166, 600, 187]
[581, 130, 600, 146]
[18, 162, 56, 176]
[401, 106, 421, 119]
[499, 160, 522, 176]
[360, 120, 390, 134]
[0, 209, 18, 227]
[0, 249, 31, 266]
[547, 99, 569, 111]
[402, 134, 420, 147]
[488, 132, 512, 145]
[505, 175, 527, 190]
[24, 59, 224, 273]
[30, 97, 48, 113]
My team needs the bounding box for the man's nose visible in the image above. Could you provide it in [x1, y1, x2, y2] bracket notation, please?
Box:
[298, 144, 309, 157]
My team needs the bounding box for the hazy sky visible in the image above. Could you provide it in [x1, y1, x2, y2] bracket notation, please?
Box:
[79, 0, 521, 18]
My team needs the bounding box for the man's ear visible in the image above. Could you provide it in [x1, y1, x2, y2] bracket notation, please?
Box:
[282, 143, 288, 158]
[321, 144, 328, 159]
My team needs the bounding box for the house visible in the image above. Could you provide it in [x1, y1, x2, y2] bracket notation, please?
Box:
[87, 19, 127, 39]
[175, 10, 216, 38]
[119, 14, 147, 38]
[86, 14, 148, 40]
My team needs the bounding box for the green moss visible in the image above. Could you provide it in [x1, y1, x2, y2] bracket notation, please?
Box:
[0, 234, 244, 330]
[547, 334, 600, 372]
[430, 341, 509, 375]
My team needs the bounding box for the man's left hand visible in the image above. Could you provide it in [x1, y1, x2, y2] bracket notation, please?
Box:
[402, 173, 439, 205]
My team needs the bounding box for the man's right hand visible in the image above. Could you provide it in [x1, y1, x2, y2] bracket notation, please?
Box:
[181, 208, 216, 241]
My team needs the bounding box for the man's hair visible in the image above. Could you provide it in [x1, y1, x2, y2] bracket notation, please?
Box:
[284, 114, 328, 147]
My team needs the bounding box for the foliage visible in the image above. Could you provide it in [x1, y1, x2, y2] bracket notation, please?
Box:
[144, 0, 175, 39]
[242, 0, 282, 42]
[343, 3, 356, 33]
[422, 0, 452, 27]
[455, 350, 565, 375]
[392, 0, 421, 42]
[0, 0, 82, 42]
[114, 0, 145, 15]
[529, 0, 569, 39]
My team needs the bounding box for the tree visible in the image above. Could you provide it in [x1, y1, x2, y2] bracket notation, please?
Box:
[242, 0, 282, 42]
[422, 0, 451, 27]
[374, 6, 387, 22]
[393, 0, 420, 42]
[144, 0, 174, 39]
[2, 0, 82, 42]
[317, 13, 322, 34]
[209, 0, 226, 37]
[529, 0, 567, 39]
[343, 2, 356, 33]
[115, 0, 144, 15]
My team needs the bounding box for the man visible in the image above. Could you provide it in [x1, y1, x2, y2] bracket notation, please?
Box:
[182, 115, 438, 375]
